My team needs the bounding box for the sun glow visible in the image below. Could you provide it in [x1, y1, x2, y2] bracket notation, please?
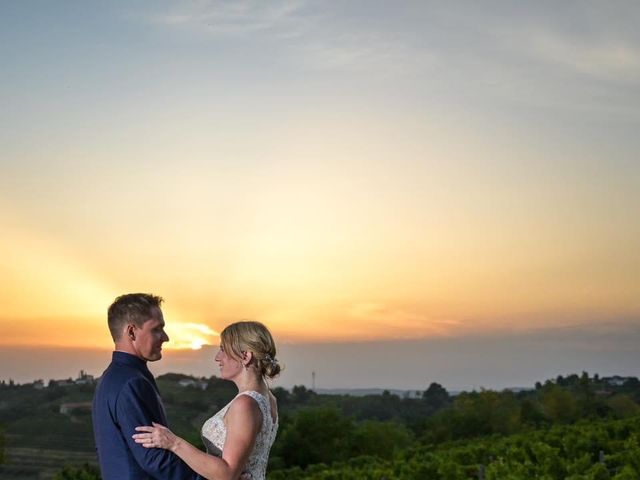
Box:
[164, 320, 219, 351]
[0, 222, 117, 322]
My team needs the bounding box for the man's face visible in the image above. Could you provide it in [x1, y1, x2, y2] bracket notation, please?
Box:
[132, 307, 169, 362]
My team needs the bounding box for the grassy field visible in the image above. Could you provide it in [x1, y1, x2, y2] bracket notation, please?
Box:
[0, 442, 96, 479]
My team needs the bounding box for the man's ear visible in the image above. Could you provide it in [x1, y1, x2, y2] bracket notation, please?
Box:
[126, 324, 136, 341]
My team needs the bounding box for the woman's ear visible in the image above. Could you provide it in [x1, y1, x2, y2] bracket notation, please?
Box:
[242, 350, 254, 364]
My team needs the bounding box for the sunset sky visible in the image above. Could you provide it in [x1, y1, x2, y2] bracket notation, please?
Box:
[1, 1, 639, 388]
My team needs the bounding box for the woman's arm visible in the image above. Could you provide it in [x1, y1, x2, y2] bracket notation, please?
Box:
[133, 395, 262, 480]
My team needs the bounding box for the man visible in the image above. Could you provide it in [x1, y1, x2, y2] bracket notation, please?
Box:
[92, 293, 200, 479]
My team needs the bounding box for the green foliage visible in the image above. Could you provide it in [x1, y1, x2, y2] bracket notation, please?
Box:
[272, 406, 355, 467]
[608, 395, 640, 419]
[422, 382, 451, 410]
[541, 385, 580, 423]
[268, 416, 640, 479]
[419, 390, 523, 443]
[0, 426, 5, 465]
[271, 406, 416, 470]
[53, 463, 101, 480]
[520, 397, 547, 427]
[2, 372, 640, 479]
[351, 420, 413, 459]
[291, 385, 316, 403]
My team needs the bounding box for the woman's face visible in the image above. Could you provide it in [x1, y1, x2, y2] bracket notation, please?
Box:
[214, 345, 243, 380]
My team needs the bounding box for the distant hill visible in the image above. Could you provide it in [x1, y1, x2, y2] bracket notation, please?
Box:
[313, 386, 533, 397]
[314, 387, 423, 397]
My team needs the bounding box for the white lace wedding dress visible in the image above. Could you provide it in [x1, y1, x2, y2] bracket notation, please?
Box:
[201, 390, 278, 480]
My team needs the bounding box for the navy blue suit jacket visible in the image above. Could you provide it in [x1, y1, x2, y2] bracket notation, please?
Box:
[92, 351, 200, 479]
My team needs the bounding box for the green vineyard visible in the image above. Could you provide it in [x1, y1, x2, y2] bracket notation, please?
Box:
[268, 416, 640, 479]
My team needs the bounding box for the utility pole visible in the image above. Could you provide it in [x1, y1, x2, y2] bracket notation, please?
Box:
[312, 371, 316, 391]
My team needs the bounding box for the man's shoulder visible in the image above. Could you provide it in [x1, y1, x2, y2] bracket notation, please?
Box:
[102, 361, 140, 379]
[96, 362, 149, 395]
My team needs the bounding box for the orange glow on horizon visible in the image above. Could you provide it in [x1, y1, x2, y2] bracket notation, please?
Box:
[1, 127, 638, 349]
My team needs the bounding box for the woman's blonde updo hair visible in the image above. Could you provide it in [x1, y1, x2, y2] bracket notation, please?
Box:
[220, 321, 280, 379]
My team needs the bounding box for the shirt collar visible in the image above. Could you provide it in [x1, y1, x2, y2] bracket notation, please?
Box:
[112, 351, 148, 371]
[111, 351, 160, 392]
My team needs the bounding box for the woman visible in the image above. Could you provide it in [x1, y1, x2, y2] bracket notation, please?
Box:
[133, 321, 280, 480]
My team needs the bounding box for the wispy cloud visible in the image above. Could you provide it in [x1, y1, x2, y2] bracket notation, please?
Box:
[294, 34, 434, 73]
[485, 25, 640, 119]
[148, 0, 308, 37]
[347, 302, 462, 339]
[136, 0, 431, 74]
[527, 31, 640, 82]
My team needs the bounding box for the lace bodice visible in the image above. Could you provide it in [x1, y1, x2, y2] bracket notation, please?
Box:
[201, 390, 278, 480]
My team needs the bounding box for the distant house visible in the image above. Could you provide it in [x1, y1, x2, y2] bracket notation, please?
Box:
[52, 378, 75, 387]
[48, 371, 96, 388]
[603, 376, 632, 387]
[60, 402, 92, 415]
[75, 370, 95, 385]
[178, 378, 208, 390]
[32, 380, 45, 390]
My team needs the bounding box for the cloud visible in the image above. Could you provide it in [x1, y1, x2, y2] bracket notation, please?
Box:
[136, 0, 432, 74]
[527, 31, 640, 82]
[293, 34, 434, 73]
[347, 302, 462, 339]
[166, 322, 219, 350]
[148, 0, 308, 37]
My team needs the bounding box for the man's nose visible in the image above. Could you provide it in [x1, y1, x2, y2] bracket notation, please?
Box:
[162, 331, 169, 342]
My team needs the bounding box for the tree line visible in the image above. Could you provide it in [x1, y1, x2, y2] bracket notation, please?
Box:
[1, 371, 639, 479]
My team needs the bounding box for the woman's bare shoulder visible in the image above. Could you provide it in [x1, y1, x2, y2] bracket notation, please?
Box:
[230, 393, 262, 413]
[228, 393, 263, 424]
